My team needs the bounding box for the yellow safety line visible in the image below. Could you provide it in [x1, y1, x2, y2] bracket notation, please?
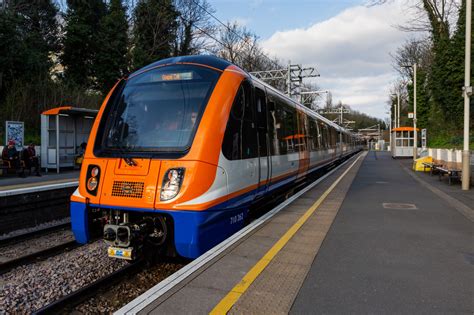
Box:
[210, 154, 362, 315]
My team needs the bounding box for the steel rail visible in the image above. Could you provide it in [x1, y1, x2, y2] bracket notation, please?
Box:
[34, 260, 145, 315]
[0, 222, 71, 247]
[0, 240, 80, 275]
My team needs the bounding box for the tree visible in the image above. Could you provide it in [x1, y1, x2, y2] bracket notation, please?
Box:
[61, 0, 107, 87]
[213, 21, 282, 73]
[131, 0, 179, 69]
[0, 0, 60, 141]
[390, 39, 431, 129]
[95, 0, 129, 94]
[0, 0, 59, 93]
[173, 0, 216, 56]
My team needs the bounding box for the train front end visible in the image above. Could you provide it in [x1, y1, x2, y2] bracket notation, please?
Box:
[70, 56, 245, 260]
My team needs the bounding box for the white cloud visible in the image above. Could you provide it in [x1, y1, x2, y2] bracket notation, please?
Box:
[261, 1, 415, 119]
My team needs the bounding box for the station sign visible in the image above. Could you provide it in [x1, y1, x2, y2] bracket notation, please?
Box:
[5, 121, 24, 149]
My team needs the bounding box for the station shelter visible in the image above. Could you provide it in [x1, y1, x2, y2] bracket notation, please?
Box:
[41, 106, 98, 173]
[391, 126, 419, 158]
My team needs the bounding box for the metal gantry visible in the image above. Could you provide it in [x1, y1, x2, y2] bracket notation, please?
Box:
[250, 63, 321, 106]
[318, 106, 351, 126]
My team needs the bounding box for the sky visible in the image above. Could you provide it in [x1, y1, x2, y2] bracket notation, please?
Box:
[207, 0, 418, 119]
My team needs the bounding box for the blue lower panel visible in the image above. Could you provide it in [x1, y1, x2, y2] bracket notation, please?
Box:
[70, 201, 89, 244]
[172, 207, 248, 258]
[69, 200, 248, 259]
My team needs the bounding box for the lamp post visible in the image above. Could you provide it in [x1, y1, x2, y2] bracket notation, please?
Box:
[390, 93, 398, 152]
[397, 91, 400, 128]
[402, 64, 417, 161]
[462, 0, 471, 190]
[413, 63, 417, 161]
[392, 92, 400, 128]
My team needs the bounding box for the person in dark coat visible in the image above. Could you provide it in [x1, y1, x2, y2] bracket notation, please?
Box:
[2, 140, 25, 177]
[23, 143, 41, 176]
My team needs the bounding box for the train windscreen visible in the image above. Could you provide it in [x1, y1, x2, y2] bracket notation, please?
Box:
[100, 64, 220, 153]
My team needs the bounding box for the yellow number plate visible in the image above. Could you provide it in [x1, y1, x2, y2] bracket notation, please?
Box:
[108, 246, 133, 260]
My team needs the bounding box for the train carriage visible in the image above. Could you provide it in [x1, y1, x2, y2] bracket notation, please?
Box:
[70, 55, 361, 260]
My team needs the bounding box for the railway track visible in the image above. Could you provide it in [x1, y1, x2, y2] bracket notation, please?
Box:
[0, 222, 71, 246]
[34, 260, 145, 314]
[0, 223, 79, 275]
[0, 240, 80, 275]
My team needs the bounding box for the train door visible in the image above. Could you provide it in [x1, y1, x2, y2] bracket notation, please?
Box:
[221, 80, 258, 202]
[254, 85, 270, 199]
[296, 111, 310, 179]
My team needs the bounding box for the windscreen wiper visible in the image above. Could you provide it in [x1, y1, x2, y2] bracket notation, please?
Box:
[116, 143, 137, 166]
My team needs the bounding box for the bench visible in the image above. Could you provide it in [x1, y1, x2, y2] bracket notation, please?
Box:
[0, 159, 26, 176]
[422, 162, 443, 175]
[435, 166, 462, 185]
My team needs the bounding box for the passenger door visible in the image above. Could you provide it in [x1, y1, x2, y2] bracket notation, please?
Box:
[221, 80, 258, 202]
[254, 86, 270, 199]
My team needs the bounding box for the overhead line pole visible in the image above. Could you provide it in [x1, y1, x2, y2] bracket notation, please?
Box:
[397, 91, 400, 128]
[413, 63, 417, 161]
[462, 0, 472, 190]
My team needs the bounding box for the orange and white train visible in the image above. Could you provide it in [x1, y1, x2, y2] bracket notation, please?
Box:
[70, 55, 362, 260]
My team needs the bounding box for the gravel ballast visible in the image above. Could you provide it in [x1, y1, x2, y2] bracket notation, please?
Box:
[76, 260, 185, 313]
[0, 229, 74, 261]
[0, 241, 126, 313]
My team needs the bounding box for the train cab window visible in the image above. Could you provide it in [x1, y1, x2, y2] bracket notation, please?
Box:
[222, 81, 258, 160]
[97, 64, 220, 155]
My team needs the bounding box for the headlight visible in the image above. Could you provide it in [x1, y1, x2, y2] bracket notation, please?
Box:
[87, 177, 98, 191]
[91, 166, 99, 177]
[160, 168, 185, 201]
[86, 165, 100, 195]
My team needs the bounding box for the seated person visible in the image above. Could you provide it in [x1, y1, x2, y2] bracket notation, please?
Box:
[22, 143, 41, 176]
[75, 142, 87, 165]
[2, 140, 25, 177]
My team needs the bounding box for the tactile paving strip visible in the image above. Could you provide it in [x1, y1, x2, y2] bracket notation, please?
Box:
[229, 152, 366, 314]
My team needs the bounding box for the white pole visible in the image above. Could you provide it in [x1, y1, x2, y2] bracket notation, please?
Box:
[462, 0, 471, 190]
[389, 109, 392, 151]
[413, 63, 417, 161]
[397, 92, 400, 128]
[56, 115, 60, 174]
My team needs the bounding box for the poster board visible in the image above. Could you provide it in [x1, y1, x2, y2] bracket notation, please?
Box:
[5, 121, 24, 149]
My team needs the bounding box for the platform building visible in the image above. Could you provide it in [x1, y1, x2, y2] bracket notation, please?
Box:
[41, 106, 98, 173]
[391, 126, 419, 158]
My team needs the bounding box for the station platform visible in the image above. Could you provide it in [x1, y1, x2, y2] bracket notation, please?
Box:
[117, 151, 473, 314]
[0, 170, 79, 196]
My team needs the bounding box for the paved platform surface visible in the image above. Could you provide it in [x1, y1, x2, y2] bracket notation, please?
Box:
[119, 151, 473, 314]
[0, 170, 79, 191]
[292, 151, 473, 314]
[399, 157, 474, 212]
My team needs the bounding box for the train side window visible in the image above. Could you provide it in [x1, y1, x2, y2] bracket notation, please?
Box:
[274, 99, 296, 155]
[222, 81, 258, 160]
[320, 122, 329, 149]
[309, 117, 319, 151]
[331, 129, 337, 147]
[255, 87, 268, 157]
[266, 92, 278, 155]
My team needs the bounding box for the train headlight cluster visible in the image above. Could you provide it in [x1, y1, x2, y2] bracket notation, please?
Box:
[160, 168, 185, 201]
[86, 165, 101, 195]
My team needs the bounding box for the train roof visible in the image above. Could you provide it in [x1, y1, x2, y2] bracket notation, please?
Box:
[130, 55, 233, 77]
[130, 54, 356, 137]
[248, 75, 352, 135]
